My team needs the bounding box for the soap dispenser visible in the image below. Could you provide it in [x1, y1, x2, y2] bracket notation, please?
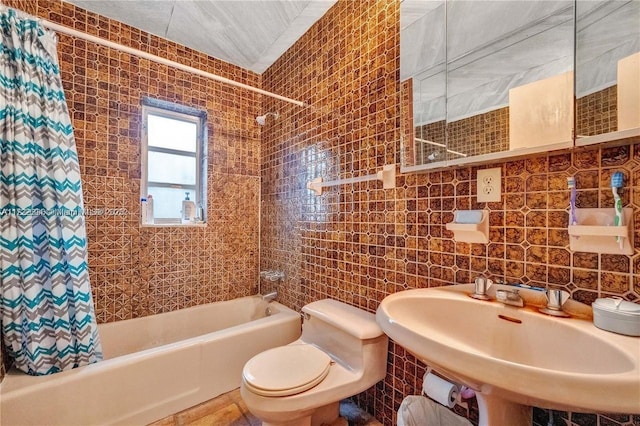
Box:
[181, 192, 196, 223]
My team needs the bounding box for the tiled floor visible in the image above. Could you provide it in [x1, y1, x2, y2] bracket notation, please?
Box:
[149, 389, 383, 426]
[149, 389, 258, 426]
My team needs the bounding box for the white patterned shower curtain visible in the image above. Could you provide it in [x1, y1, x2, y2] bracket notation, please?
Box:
[0, 7, 102, 375]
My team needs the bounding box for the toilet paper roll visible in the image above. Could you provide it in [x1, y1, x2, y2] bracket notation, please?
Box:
[422, 372, 459, 408]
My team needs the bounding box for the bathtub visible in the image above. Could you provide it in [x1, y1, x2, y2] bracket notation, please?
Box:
[0, 296, 301, 425]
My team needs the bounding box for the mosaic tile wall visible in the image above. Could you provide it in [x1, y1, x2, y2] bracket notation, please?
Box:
[413, 120, 447, 163]
[400, 79, 414, 166]
[447, 107, 510, 158]
[410, 108, 509, 163]
[407, 79, 618, 166]
[402, 76, 509, 165]
[577, 86, 618, 137]
[260, 1, 640, 425]
[2, 1, 262, 325]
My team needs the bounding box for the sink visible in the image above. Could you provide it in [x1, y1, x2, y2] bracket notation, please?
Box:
[376, 284, 640, 425]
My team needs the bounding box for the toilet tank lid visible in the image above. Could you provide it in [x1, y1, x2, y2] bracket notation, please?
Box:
[302, 299, 384, 339]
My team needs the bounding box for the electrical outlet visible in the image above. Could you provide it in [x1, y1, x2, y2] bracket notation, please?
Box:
[477, 167, 501, 203]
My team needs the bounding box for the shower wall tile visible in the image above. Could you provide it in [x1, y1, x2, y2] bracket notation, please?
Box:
[400, 80, 414, 166]
[260, 1, 640, 425]
[576, 86, 617, 137]
[447, 107, 510, 157]
[2, 0, 262, 327]
[413, 120, 447, 164]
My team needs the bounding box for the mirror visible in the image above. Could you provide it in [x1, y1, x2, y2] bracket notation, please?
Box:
[400, 1, 446, 168]
[575, 0, 640, 142]
[446, 1, 574, 161]
[401, 1, 575, 170]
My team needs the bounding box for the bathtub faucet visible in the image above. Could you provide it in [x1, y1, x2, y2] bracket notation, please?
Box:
[262, 291, 278, 302]
[260, 270, 285, 282]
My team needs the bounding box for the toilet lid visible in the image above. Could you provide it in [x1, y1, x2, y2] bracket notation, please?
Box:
[242, 344, 332, 397]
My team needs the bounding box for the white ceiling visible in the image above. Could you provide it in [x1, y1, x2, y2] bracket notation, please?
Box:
[64, 0, 337, 74]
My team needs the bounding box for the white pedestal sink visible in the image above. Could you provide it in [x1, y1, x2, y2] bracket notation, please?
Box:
[376, 284, 640, 425]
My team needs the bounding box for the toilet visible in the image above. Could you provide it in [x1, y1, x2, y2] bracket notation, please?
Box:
[240, 299, 388, 426]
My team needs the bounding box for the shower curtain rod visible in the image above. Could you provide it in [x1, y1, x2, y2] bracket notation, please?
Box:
[38, 18, 307, 108]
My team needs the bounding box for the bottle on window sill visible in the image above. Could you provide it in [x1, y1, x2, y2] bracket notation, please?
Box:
[141, 197, 148, 224]
[146, 194, 154, 224]
[182, 192, 196, 223]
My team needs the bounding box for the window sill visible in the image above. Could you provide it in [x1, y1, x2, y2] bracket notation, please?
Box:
[141, 222, 207, 228]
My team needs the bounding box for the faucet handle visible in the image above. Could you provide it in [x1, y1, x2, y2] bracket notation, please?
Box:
[260, 270, 285, 282]
[546, 289, 570, 310]
[471, 276, 492, 300]
[540, 289, 572, 318]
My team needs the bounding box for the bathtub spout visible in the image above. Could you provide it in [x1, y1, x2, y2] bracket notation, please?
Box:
[262, 291, 278, 302]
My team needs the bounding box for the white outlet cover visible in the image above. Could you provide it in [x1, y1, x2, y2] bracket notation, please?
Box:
[477, 168, 501, 203]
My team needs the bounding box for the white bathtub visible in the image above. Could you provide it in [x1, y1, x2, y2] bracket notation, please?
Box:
[0, 296, 301, 425]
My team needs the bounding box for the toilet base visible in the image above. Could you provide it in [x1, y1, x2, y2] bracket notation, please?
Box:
[311, 402, 340, 426]
[261, 402, 340, 426]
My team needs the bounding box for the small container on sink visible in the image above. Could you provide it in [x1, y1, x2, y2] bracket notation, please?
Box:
[592, 297, 640, 336]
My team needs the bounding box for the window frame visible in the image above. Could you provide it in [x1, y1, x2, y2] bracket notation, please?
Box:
[141, 99, 207, 226]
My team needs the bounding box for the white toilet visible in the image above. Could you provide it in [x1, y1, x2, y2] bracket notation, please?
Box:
[240, 299, 388, 426]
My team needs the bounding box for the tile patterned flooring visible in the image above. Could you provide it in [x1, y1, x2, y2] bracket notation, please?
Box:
[149, 389, 383, 426]
[149, 389, 258, 426]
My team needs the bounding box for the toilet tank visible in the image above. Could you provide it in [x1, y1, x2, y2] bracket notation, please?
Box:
[301, 299, 387, 372]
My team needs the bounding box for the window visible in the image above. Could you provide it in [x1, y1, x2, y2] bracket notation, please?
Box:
[141, 98, 207, 225]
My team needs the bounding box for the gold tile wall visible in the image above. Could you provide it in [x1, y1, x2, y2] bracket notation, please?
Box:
[413, 120, 446, 163]
[261, 1, 640, 425]
[447, 107, 510, 157]
[577, 86, 618, 137]
[2, 0, 263, 327]
[407, 82, 617, 165]
[404, 89, 508, 164]
[2, 2, 639, 426]
[411, 107, 509, 162]
[400, 79, 414, 166]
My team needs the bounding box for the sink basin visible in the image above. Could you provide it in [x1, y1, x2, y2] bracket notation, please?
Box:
[376, 284, 640, 424]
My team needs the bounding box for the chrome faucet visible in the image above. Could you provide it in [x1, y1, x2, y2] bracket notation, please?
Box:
[470, 276, 492, 300]
[540, 288, 570, 317]
[495, 288, 524, 308]
[262, 290, 278, 302]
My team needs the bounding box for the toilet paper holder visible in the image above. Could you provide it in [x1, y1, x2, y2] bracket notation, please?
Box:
[422, 367, 476, 410]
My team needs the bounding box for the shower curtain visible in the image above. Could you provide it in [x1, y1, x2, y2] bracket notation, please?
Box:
[0, 8, 102, 375]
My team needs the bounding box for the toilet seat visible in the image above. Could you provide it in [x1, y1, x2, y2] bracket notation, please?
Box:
[242, 344, 332, 397]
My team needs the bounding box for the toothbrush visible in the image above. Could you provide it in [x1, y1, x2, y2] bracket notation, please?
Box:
[611, 171, 624, 248]
[567, 177, 577, 226]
